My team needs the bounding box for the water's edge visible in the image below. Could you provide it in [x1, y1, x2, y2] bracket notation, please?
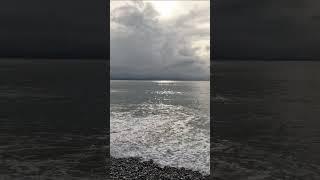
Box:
[110, 156, 210, 180]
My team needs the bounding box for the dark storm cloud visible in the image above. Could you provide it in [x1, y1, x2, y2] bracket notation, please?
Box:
[214, 0, 320, 60]
[0, 0, 107, 59]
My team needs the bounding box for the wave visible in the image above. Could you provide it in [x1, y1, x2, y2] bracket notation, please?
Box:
[212, 139, 320, 179]
[110, 103, 210, 175]
[212, 95, 231, 103]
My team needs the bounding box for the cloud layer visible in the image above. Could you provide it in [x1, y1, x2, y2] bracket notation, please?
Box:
[111, 0, 210, 80]
[214, 0, 320, 60]
[0, 0, 107, 58]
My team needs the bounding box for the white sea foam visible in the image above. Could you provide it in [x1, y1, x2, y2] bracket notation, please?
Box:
[110, 103, 210, 174]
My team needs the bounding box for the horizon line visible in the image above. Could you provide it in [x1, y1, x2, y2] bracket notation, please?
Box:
[110, 79, 210, 81]
[214, 59, 320, 61]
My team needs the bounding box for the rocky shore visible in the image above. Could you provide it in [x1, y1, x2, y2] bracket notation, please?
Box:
[110, 157, 210, 180]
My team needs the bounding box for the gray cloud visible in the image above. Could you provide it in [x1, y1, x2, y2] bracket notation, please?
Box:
[0, 0, 107, 59]
[215, 0, 320, 60]
[111, 1, 210, 80]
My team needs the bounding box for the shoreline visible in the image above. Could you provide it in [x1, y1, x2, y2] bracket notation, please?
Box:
[110, 157, 210, 180]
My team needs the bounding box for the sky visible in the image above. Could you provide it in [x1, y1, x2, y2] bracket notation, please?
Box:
[0, 0, 107, 59]
[110, 0, 210, 80]
[214, 0, 320, 60]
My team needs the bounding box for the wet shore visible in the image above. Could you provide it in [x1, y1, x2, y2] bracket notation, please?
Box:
[110, 157, 210, 180]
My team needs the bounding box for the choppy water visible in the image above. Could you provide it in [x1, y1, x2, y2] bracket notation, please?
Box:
[213, 61, 320, 179]
[110, 80, 210, 174]
[0, 60, 106, 179]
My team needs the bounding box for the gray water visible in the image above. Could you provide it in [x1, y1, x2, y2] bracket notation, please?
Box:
[213, 61, 320, 179]
[110, 80, 210, 174]
[0, 60, 106, 179]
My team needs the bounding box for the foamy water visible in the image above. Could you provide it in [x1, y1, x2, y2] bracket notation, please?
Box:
[110, 80, 210, 174]
[213, 61, 320, 179]
[0, 60, 106, 178]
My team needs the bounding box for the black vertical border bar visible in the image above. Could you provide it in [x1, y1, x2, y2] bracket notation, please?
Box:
[106, 0, 110, 179]
[210, 0, 215, 179]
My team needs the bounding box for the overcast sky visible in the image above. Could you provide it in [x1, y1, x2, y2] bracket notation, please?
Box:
[111, 0, 210, 80]
[0, 0, 107, 59]
[215, 0, 320, 60]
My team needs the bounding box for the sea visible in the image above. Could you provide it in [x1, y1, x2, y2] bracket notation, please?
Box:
[110, 80, 210, 175]
[0, 59, 107, 179]
[4, 60, 319, 179]
[213, 61, 320, 179]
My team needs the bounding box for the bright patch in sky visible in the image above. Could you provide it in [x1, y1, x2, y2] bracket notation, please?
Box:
[149, 1, 178, 19]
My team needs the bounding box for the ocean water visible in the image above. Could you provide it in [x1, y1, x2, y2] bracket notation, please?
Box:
[110, 80, 210, 174]
[0, 60, 106, 179]
[213, 61, 320, 179]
